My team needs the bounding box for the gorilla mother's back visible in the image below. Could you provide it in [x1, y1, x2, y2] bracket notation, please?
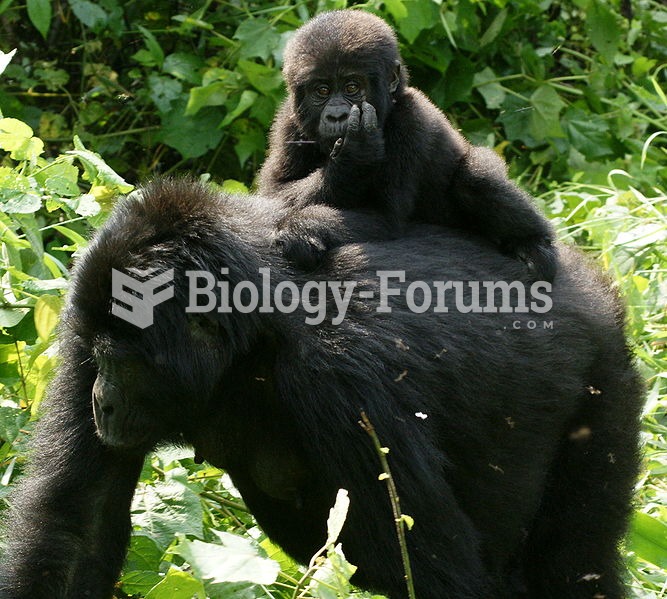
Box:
[0, 179, 643, 599]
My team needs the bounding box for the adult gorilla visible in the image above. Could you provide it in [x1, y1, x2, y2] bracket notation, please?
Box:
[259, 10, 556, 279]
[0, 180, 642, 599]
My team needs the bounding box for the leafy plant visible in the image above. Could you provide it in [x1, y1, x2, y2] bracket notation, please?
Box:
[0, 112, 132, 501]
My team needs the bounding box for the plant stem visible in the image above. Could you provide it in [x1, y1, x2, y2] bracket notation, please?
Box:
[359, 410, 416, 599]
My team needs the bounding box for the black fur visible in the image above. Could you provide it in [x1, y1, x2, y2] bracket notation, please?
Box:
[0, 179, 642, 599]
[259, 10, 557, 280]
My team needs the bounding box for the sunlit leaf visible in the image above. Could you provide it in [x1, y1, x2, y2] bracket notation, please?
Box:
[34, 294, 62, 341]
[173, 531, 279, 585]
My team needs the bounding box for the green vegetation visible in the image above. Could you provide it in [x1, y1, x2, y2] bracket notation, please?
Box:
[0, 0, 665, 597]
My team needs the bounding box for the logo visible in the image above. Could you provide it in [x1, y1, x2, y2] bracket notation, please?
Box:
[110, 266, 553, 329]
[111, 268, 175, 329]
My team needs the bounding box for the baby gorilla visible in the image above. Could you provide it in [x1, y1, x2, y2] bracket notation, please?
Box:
[259, 10, 556, 279]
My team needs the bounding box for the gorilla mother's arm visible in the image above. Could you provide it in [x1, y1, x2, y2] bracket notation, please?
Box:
[0, 329, 144, 599]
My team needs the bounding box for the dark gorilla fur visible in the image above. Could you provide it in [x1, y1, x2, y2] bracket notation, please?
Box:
[0, 179, 642, 599]
[259, 10, 557, 280]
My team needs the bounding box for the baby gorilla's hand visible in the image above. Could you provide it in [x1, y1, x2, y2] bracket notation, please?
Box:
[504, 236, 557, 282]
[273, 219, 329, 272]
[331, 101, 385, 165]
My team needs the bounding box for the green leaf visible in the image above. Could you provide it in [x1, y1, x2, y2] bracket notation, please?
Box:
[237, 60, 282, 95]
[171, 15, 213, 31]
[234, 19, 281, 61]
[157, 102, 224, 159]
[186, 82, 229, 117]
[220, 90, 258, 127]
[131, 474, 204, 549]
[125, 534, 164, 572]
[307, 545, 357, 599]
[52, 224, 87, 248]
[0, 191, 42, 214]
[453, 1, 482, 52]
[144, 567, 205, 599]
[39, 112, 67, 139]
[231, 121, 265, 166]
[563, 108, 612, 159]
[394, 0, 438, 44]
[0, 117, 44, 161]
[120, 570, 163, 596]
[221, 179, 248, 195]
[15, 138, 45, 162]
[384, 0, 407, 20]
[628, 511, 667, 568]
[132, 49, 160, 68]
[138, 26, 164, 69]
[479, 8, 507, 47]
[473, 67, 506, 110]
[34, 294, 62, 341]
[520, 44, 546, 81]
[202, 67, 241, 88]
[27, 0, 51, 39]
[498, 96, 538, 147]
[163, 53, 204, 85]
[0, 307, 30, 328]
[632, 56, 657, 79]
[44, 175, 80, 197]
[249, 94, 278, 128]
[529, 85, 565, 140]
[147, 74, 183, 114]
[173, 531, 280, 585]
[121, 535, 164, 593]
[34, 67, 67, 91]
[22, 278, 67, 293]
[63, 193, 101, 217]
[67, 136, 133, 193]
[68, 0, 108, 29]
[443, 56, 474, 106]
[34, 160, 78, 191]
[586, 0, 621, 64]
[0, 406, 29, 442]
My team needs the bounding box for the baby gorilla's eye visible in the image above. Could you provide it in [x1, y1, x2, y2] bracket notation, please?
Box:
[344, 82, 360, 95]
[315, 85, 330, 98]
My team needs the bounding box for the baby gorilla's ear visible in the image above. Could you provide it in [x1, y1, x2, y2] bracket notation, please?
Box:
[389, 60, 401, 94]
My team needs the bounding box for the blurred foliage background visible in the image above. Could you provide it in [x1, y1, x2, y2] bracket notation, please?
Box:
[0, 0, 665, 597]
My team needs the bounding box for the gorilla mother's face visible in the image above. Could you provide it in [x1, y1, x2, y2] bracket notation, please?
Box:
[91, 348, 173, 450]
[89, 315, 226, 451]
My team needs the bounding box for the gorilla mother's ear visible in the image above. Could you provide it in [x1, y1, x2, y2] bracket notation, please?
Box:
[389, 60, 401, 94]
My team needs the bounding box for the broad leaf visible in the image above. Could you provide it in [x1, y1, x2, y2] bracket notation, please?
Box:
[474, 67, 506, 110]
[27, 0, 51, 38]
[529, 85, 565, 140]
[173, 531, 279, 585]
[234, 19, 281, 61]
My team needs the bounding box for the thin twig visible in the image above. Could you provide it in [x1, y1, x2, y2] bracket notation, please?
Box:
[199, 490, 249, 513]
[359, 410, 416, 599]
